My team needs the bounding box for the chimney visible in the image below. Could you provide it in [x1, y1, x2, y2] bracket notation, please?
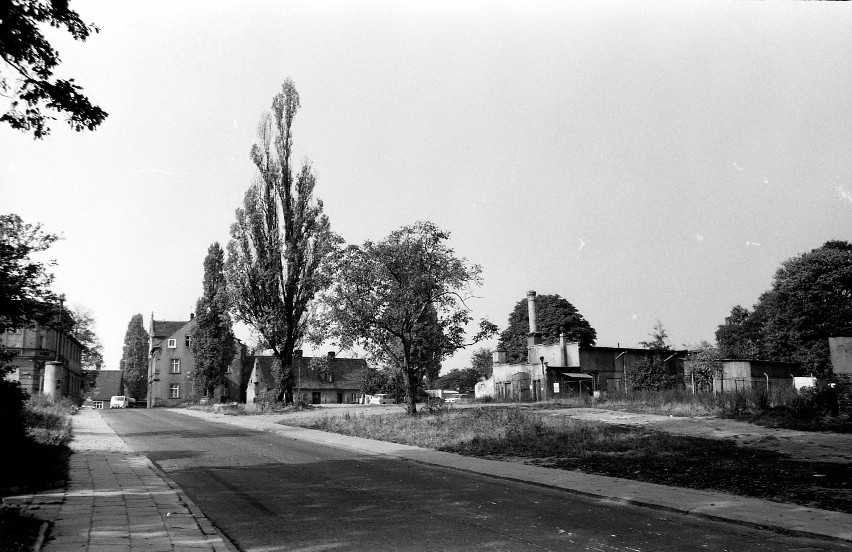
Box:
[559, 332, 567, 367]
[527, 290, 542, 348]
[493, 348, 506, 365]
[190, 312, 195, 320]
[327, 351, 336, 360]
[527, 290, 538, 334]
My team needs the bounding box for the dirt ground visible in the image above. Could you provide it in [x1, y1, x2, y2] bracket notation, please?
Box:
[539, 407, 852, 464]
[269, 403, 852, 464]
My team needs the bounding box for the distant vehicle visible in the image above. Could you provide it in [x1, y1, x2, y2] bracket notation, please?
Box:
[369, 393, 395, 405]
[109, 396, 129, 409]
[445, 394, 469, 403]
[127, 398, 137, 408]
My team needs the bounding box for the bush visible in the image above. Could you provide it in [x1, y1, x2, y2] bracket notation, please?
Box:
[0, 379, 29, 446]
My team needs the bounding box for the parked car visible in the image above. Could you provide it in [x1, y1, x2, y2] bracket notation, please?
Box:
[109, 395, 129, 409]
[369, 393, 395, 405]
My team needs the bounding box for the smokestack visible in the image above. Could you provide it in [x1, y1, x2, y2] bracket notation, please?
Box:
[527, 290, 538, 334]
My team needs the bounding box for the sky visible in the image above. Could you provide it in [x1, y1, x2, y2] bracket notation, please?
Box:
[2, 1, 851, 373]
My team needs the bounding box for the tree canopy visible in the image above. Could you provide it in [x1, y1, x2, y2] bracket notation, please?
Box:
[191, 243, 236, 397]
[498, 293, 596, 364]
[226, 79, 341, 401]
[70, 305, 103, 370]
[319, 221, 497, 414]
[119, 314, 148, 400]
[715, 240, 852, 377]
[639, 319, 672, 350]
[0, 214, 59, 345]
[0, 0, 107, 138]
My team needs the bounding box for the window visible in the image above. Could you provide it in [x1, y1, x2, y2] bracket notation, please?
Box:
[185, 335, 193, 348]
[170, 359, 180, 373]
[167, 339, 177, 349]
[169, 384, 180, 398]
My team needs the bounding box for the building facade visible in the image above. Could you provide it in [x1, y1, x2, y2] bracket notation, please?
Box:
[2, 322, 85, 404]
[146, 315, 246, 407]
[246, 351, 367, 405]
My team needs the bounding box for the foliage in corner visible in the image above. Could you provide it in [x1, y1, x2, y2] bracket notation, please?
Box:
[0, 0, 107, 138]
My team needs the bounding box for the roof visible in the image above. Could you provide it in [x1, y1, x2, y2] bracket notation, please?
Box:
[151, 320, 190, 340]
[250, 354, 367, 390]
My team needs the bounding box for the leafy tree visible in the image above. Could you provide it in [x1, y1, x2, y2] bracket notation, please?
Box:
[359, 365, 389, 396]
[470, 347, 493, 379]
[498, 294, 596, 364]
[70, 305, 103, 370]
[119, 314, 148, 400]
[0, 214, 59, 348]
[0, 0, 107, 138]
[226, 79, 341, 402]
[639, 319, 672, 350]
[625, 353, 677, 391]
[716, 240, 852, 377]
[715, 305, 765, 359]
[191, 243, 236, 398]
[684, 341, 722, 392]
[0, 214, 58, 445]
[434, 368, 481, 392]
[320, 221, 497, 414]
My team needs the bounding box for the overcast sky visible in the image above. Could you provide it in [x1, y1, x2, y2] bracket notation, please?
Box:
[2, 1, 850, 373]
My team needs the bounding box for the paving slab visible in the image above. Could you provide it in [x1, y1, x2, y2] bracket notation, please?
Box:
[2, 409, 236, 551]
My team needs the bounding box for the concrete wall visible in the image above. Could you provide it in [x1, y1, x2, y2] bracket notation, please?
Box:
[829, 337, 852, 375]
[712, 360, 798, 393]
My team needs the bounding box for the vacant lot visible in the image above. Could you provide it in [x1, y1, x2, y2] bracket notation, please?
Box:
[283, 405, 852, 513]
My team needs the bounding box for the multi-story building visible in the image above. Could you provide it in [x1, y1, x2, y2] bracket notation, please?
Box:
[1, 322, 85, 403]
[146, 314, 247, 407]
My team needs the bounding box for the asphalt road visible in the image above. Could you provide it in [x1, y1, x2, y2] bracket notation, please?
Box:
[102, 409, 850, 552]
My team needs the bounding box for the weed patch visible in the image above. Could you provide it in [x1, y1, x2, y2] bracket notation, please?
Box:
[285, 406, 852, 513]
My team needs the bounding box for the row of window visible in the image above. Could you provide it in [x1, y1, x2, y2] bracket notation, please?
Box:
[167, 335, 194, 349]
[168, 358, 231, 374]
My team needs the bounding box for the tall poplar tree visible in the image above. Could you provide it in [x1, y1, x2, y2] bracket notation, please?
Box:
[119, 314, 148, 399]
[226, 79, 341, 401]
[191, 243, 235, 397]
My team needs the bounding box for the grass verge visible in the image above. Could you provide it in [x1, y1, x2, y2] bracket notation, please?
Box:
[285, 406, 852, 513]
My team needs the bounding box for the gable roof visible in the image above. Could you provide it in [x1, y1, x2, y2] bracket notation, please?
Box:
[151, 320, 190, 340]
[250, 354, 368, 390]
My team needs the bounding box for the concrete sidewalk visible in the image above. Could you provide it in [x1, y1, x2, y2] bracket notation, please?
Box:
[3, 410, 233, 552]
[177, 407, 852, 544]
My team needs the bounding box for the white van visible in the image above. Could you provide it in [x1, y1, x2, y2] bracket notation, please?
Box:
[109, 396, 129, 409]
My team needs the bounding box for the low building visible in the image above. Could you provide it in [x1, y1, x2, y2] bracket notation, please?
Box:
[82, 369, 124, 409]
[475, 291, 687, 401]
[2, 321, 85, 404]
[711, 360, 799, 393]
[246, 351, 367, 405]
[146, 314, 247, 407]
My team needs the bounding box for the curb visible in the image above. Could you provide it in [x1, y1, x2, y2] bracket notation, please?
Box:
[183, 411, 852, 545]
[144, 457, 239, 552]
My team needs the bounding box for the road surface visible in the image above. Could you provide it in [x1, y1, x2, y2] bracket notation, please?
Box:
[102, 408, 849, 552]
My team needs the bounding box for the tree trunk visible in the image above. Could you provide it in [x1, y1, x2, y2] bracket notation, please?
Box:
[403, 366, 418, 415]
